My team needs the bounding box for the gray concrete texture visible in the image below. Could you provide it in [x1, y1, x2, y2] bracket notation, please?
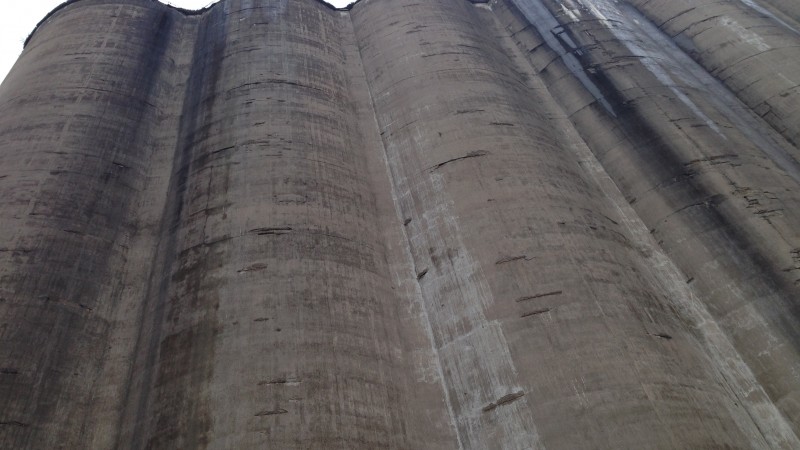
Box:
[0, 0, 799, 448]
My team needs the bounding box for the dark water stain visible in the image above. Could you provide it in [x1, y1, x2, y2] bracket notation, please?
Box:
[120, 7, 229, 450]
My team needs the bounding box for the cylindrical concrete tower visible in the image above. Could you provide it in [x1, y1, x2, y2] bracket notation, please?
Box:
[0, 1, 193, 448]
[1, 0, 800, 448]
[116, 2, 439, 448]
[351, 0, 791, 447]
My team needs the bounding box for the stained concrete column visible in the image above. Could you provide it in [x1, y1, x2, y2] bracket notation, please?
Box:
[352, 0, 769, 447]
[621, 0, 800, 150]
[0, 1, 190, 448]
[114, 1, 426, 448]
[492, 0, 800, 444]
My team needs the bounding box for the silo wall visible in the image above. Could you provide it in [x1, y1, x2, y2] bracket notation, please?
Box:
[0, 0, 799, 448]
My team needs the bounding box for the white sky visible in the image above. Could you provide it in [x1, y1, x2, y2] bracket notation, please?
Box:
[0, 0, 352, 85]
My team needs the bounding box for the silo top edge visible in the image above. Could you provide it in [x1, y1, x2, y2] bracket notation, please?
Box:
[24, 0, 362, 48]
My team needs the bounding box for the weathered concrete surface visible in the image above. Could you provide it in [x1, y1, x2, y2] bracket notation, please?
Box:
[0, 0, 799, 448]
[493, 1, 800, 446]
[757, 0, 800, 24]
[622, 0, 800, 149]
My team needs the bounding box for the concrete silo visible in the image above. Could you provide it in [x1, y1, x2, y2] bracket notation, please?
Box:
[1, 0, 799, 448]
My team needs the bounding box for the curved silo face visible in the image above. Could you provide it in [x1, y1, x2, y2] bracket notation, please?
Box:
[0, 1, 189, 448]
[490, 0, 800, 445]
[116, 1, 424, 448]
[622, 0, 800, 151]
[2, 0, 800, 448]
[350, 0, 784, 447]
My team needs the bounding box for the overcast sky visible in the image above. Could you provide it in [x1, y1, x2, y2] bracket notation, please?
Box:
[0, 0, 351, 85]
